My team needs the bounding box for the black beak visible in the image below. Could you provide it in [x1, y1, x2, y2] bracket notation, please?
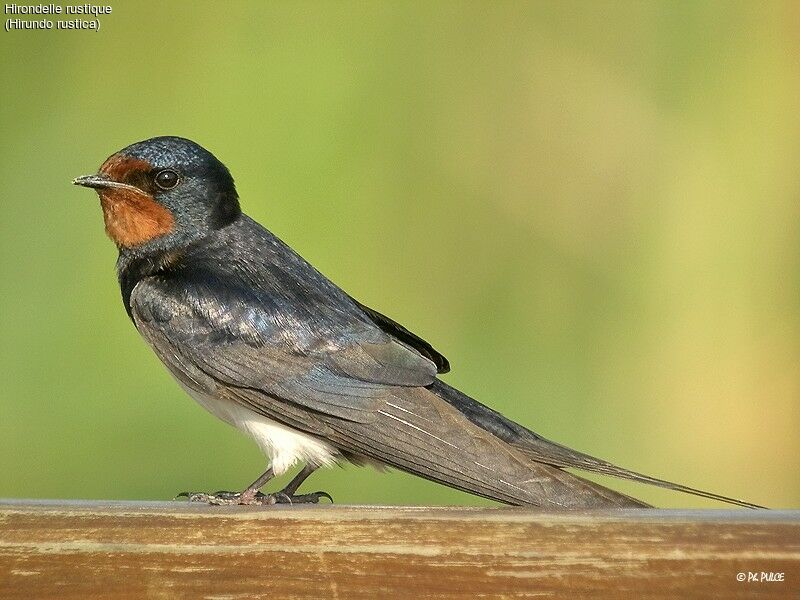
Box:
[73, 174, 137, 191]
[73, 174, 114, 189]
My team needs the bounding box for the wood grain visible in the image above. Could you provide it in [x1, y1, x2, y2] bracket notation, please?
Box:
[0, 500, 797, 599]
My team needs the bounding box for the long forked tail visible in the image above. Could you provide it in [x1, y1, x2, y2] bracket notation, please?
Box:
[511, 435, 765, 509]
[430, 380, 766, 509]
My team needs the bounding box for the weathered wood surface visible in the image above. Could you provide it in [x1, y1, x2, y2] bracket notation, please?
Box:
[0, 500, 797, 599]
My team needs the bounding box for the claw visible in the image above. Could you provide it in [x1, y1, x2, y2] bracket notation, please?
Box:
[289, 491, 334, 504]
[175, 491, 214, 503]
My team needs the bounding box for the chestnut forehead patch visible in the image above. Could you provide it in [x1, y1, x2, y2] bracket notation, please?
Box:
[100, 154, 153, 182]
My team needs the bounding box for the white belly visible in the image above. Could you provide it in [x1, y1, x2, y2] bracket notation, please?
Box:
[176, 381, 338, 476]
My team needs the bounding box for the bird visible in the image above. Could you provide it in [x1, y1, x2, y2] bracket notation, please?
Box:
[73, 136, 762, 509]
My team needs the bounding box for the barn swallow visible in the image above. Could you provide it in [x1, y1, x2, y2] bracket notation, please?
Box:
[73, 136, 762, 508]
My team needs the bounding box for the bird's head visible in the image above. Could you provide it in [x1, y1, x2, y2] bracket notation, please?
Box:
[74, 136, 240, 253]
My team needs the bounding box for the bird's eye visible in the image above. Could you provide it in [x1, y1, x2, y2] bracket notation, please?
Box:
[154, 169, 180, 190]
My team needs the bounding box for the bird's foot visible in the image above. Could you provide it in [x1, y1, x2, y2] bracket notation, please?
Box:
[175, 489, 332, 506]
[272, 491, 333, 505]
[174, 490, 257, 505]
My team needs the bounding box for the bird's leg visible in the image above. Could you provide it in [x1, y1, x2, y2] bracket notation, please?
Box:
[237, 465, 277, 504]
[269, 464, 332, 504]
[281, 464, 317, 496]
[176, 464, 332, 505]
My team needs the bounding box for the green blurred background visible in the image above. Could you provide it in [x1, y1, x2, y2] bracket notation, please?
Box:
[1, 1, 797, 508]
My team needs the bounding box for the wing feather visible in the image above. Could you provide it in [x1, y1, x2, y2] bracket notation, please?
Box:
[131, 276, 436, 424]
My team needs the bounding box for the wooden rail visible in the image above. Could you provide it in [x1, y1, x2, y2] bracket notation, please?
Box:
[0, 500, 797, 599]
